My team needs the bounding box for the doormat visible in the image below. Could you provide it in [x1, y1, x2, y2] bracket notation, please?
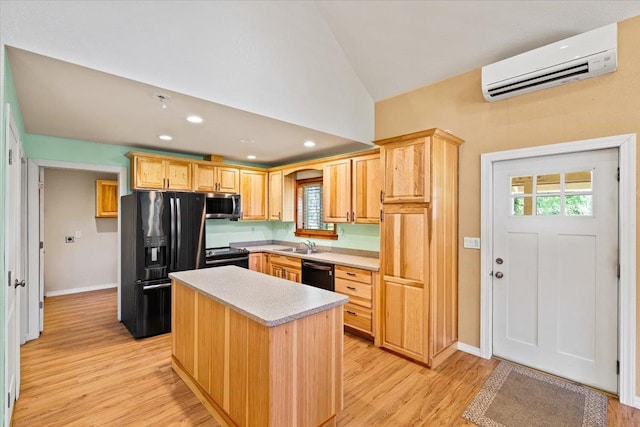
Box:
[462, 361, 607, 427]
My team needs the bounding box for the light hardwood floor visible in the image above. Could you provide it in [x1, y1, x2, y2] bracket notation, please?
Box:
[13, 289, 640, 426]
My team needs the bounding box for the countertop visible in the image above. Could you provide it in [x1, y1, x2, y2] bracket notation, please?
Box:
[169, 266, 348, 327]
[238, 244, 380, 271]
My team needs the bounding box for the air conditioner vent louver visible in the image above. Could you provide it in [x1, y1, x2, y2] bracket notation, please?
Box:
[481, 24, 617, 102]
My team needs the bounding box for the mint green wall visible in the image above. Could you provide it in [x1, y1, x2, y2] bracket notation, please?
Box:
[270, 222, 380, 251]
[205, 220, 273, 248]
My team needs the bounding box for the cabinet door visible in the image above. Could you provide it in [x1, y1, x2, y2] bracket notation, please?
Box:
[383, 278, 424, 359]
[249, 253, 264, 273]
[323, 159, 351, 223]
[270, 263, 285, 279]
[284, 267, 301, 283]
[193, 163, 216, 192]
[134, 156, 166, 189]
[240, 170, 268, 220]
[268, 171, 283, 221]
[217, 166, 240, 193]
[173, 282, 196, 375]
[166, 159, 193, 191]
[382, 137, 430, 203]
[352, 153, 381, 224]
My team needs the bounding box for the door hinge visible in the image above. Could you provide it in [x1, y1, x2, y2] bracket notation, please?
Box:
[617, 360, 620, 375]
[617, 167, 620, 181]
[39, 301, 43, 309]
[617, 264, 621, 278]
[40, 241, 44, 249]
[7, 392, 10, 408]
[8, 149, 13, 165]
[7, 271, 11, 288]
[38, 181, 44, 190]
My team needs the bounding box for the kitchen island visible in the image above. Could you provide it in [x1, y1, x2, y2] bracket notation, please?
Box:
[169, 266, 348, 427]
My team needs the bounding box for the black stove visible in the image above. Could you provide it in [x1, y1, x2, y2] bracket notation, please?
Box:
[204, 246, 250, 269]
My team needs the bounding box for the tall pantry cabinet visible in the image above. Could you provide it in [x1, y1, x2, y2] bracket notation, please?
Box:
[375, 128, 463, 368]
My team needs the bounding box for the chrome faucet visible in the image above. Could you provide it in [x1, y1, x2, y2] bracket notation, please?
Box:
[303, 240, 317, 252]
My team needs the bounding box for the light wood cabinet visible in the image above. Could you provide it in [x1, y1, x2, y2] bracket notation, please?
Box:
[95, 180, 118, 218]
[128, 153, 192, 191]
[323, 153, 380, 224]
[375, 128, 463, 368]
[240, 169, 268, 220]
[268, 171, 295, 221]
[334, 265, 376, 337]
[193, 162, 239, 193]
[267, 254, 301, 283]
[249, 253, 266, 273]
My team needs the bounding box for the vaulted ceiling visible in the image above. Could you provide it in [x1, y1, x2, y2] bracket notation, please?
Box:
[2, 1, 639, 165]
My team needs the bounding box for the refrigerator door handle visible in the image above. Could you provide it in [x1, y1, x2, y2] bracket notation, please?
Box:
[170, 197, 176, 271]
[176, 197, 182, 269]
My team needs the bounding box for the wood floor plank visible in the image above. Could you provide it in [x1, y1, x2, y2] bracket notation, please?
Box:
[12, 289, 640, 426]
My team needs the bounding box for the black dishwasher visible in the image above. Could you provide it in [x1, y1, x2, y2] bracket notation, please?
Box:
[301, 260, 334, 291]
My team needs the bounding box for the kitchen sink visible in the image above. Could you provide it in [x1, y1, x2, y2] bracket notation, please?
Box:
[275, 248, 320, 255]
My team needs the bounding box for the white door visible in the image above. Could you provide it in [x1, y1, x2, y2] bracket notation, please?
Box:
[5, 110, 23, 424]
[493, 148, 618, 393]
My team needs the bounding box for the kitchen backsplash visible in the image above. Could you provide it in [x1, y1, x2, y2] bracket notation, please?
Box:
[206, 220, 380, 251]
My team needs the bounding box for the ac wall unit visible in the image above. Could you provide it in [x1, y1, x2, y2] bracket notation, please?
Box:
[481, 23, 617, 102]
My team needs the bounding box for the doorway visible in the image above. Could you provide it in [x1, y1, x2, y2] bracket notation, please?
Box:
[492, 148, 618, 393]
[25, 160, 126, 341]
[480, 134, 636, 406]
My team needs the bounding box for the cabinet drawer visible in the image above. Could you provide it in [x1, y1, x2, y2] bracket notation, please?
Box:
[343, 303, 372, 333]
[335, 265, 372, 284]
[335, 279, 372, 308]
[267, 254, 300, 269]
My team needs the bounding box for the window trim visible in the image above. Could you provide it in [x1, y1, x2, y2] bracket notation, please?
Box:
[294, 177, 338, 240]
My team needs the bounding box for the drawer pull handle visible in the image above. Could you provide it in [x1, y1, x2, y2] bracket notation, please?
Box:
[346, 310, 357, 316]
[346, 272, 356, 276]
[346, 286, 357, 290]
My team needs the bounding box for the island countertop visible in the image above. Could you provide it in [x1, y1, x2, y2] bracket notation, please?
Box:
[169, 266, 348, 327]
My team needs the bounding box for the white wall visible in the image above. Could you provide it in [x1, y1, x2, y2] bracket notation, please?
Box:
[0, 1, 374, 143]
[43, 169, 118, 296]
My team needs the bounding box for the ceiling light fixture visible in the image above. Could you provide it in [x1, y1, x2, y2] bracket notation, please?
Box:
[304, 140, 316, 147]
[240, 138, 254, 144]
[186, 115, 203, 124]
[247, 155, 256, 160]
[159, 134, 173, 141]
[152, 93, 171, 109]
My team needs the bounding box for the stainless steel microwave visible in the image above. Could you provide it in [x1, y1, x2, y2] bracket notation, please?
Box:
[205, 193, 241, 220]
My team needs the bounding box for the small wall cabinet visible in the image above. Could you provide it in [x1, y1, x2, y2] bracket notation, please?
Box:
[193, 162, 240, 193]
[240, 170, 268, 220]
[127, 153, 192, 191]
[95, 180, 118, 218]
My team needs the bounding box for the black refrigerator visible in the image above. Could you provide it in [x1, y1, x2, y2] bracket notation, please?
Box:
[121, 191, 206, 338]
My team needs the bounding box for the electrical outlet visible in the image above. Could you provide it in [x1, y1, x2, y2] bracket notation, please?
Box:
[463, 237, 481, 249]
[65, 236, 75, 243]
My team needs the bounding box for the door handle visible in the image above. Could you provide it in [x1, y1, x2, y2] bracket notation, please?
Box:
[495, 271, 504, 279]
[14, 279, 26, 288]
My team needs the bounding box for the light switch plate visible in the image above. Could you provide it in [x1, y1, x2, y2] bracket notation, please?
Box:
[75, 230, 82, 238]
[463, 237, 481, 249]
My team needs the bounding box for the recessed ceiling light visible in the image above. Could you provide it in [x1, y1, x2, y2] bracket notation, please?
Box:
[304, 140, 315, 147]
[186, 115, 203, 124]
[240, 138, 254, 144]
[159, 134, 173, 141]
[247, 155, 256, 160]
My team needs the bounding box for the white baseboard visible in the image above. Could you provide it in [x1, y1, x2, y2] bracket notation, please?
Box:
[632, 396, 640, 410]
[45, 282, 117, 297]
[457, 342, 482, 358]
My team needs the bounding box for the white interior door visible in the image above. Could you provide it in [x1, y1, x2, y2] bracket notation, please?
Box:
[5, 109, 23, 424]
[492, 148, 619, 393]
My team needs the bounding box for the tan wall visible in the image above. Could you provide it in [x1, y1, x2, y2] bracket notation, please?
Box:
[376, 15, 640, 389]
[44, 169, 118, 295]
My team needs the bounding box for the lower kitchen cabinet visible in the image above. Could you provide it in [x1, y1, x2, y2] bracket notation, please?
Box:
[267, 254, 301, 283]
[249, 253, 266, 273]
[334, 265, 376, 338]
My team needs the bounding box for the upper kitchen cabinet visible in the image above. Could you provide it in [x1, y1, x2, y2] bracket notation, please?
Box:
[268, 171, 294, 221]
[127, 152, 192, 191]
[351, 153, 381, 224]
[376, 129, 463, 204]
[240, 169, 268, 220]
[323, 151, 380, 224]
[192, 162, 240, 193]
